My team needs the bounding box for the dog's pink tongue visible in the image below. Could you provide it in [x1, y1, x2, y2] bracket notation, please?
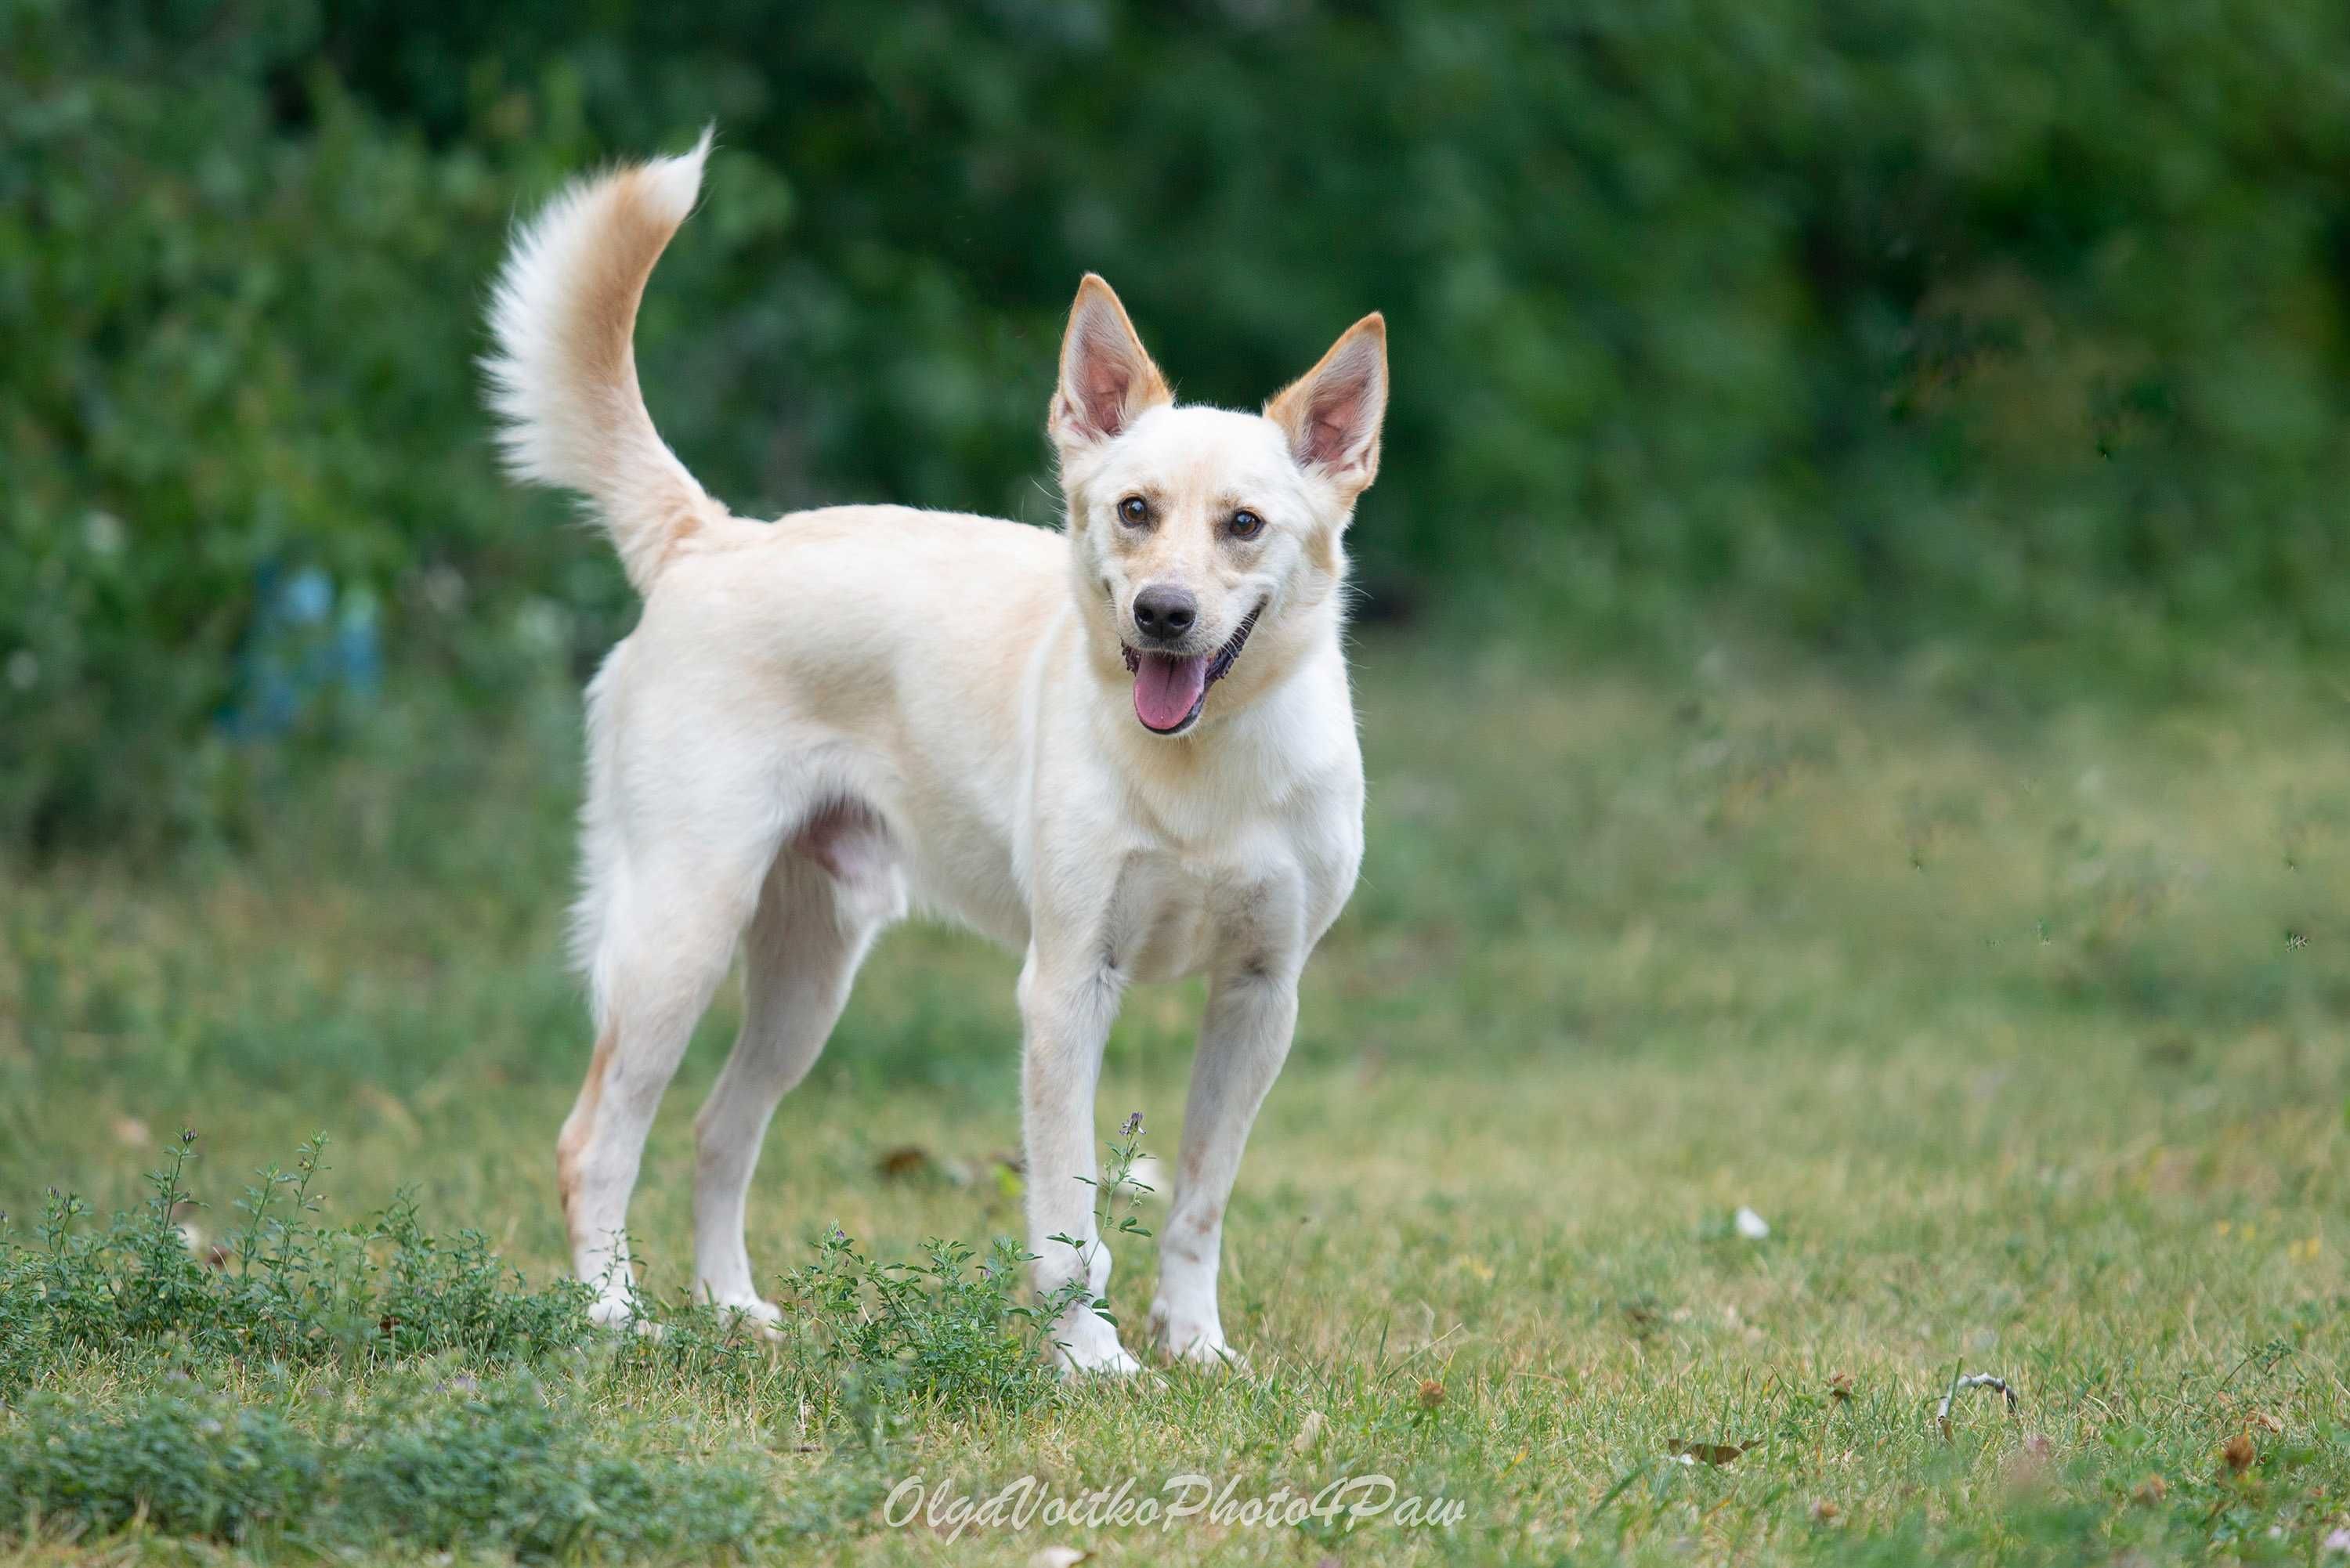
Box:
[1133, 652, 1209, 730]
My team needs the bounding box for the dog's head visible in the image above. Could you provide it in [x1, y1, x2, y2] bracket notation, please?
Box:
[1049, 275, 1386, 737]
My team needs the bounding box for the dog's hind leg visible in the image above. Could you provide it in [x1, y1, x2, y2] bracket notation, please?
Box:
[692, 806, 902, 1324]
[559, 808, 782, 1328]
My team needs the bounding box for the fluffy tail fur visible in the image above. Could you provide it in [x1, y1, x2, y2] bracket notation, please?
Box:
[483, 130, 722, 594]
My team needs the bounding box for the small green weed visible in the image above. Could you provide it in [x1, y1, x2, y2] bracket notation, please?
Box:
[1038, 1108, 1159, 1354]
[775, 1230, 1052, 1427]
[0, 1375, 783, 1556]
[0, 1134, 590, 1396]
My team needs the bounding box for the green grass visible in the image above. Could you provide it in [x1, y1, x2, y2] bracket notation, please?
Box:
[3, 639, 2347, 1564]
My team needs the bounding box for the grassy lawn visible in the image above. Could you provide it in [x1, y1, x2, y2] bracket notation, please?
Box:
[3, 639, 2346, 1563]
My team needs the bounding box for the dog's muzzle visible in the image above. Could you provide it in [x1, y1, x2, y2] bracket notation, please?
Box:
[1123, 602, 1264, 734]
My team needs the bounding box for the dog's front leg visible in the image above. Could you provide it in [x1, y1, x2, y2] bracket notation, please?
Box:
[1018, 948, 1140, 1375]
[1148, 963, 1300, 1367]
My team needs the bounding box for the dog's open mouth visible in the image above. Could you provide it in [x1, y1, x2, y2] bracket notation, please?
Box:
[1122, 603, 1263, 734]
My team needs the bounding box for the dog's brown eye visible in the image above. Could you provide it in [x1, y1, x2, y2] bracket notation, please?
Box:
[1228, 509, 1264, 540]
[1117, 495, 1149, 526]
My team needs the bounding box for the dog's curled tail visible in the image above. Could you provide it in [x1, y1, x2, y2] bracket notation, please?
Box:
[484, 129, 722, 594]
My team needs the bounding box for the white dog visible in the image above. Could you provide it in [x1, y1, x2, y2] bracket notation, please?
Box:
[483, 132, 1383, 1373]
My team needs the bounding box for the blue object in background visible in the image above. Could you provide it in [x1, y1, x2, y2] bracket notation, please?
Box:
[222, 564, 381, 739]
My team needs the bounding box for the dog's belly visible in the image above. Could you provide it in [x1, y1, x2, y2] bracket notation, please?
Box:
[899, 836, 1031, 949]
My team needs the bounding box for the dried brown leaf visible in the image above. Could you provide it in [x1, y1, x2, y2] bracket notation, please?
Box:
[1669, 1438, 1757, 1466]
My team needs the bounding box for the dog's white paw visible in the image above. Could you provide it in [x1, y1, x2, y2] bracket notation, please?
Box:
[1050, 1310, 1142, 1378]
[1148, 1302, 1245, 1371]
[1055, 1340, 1144, 1378]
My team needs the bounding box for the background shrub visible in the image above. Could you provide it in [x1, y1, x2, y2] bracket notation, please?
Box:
[7, 0, 2348, 847]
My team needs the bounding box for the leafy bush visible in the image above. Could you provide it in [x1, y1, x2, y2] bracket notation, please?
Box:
[0, 2, 622, 849]
[9, 0, 2349, 847]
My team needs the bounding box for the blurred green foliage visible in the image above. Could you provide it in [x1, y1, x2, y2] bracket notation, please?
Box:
[5, 0, 2348, 847]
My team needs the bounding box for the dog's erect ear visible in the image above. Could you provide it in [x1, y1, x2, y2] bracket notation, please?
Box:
[1050, 275, 1172, 451]
[1265, 313, 1386, 500]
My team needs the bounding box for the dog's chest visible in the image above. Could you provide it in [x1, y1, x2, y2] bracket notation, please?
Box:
[1101, 857, 1220, 985]
[1097, 833, 1320, 986]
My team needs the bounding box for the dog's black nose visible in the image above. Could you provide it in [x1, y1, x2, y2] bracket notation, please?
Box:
[1132, 584, 1197, 643]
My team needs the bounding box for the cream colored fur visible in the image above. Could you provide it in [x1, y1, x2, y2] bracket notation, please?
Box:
[483, 133, 1385, 1373]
